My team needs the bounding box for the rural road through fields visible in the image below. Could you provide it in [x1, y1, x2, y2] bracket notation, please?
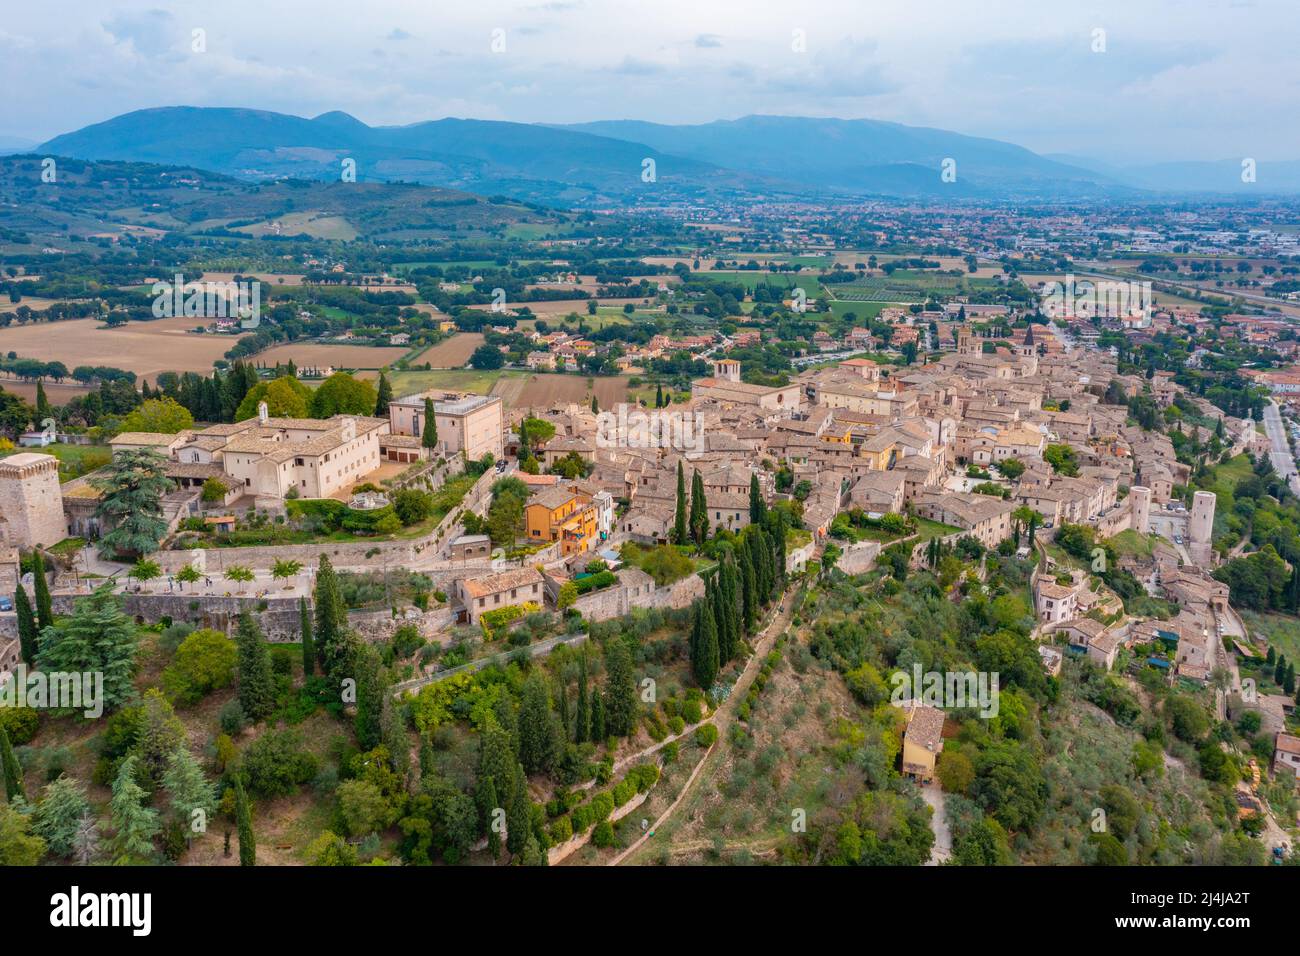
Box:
[1262, 401, 1300, 497]
[610, 583, 802, 866]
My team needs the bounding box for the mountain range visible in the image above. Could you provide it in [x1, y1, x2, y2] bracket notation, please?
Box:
[30, 107, 1300, 205]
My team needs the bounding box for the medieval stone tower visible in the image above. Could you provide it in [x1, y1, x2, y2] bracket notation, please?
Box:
[0, 453, 67, 549]
[1130, 485, 1151, 535]
[712, 358, 741, 382]
[1189, 490, 1216, 563]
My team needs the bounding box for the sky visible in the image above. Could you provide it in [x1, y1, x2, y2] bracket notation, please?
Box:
[1, 0, 1295, 164]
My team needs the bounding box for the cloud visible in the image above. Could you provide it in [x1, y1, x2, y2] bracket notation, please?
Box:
[695, 33, 723, 48]
[386, 28, 412, 41]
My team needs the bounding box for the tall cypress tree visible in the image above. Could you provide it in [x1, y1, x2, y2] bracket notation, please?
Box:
[14, 583, 38, 666]
[421, 397, 439, 451]
[31, 550, 53, 633]
[374, 371, 393, 416]
[716, 559, 738, 663]
[299, 596, 314, 677]
[314, 555, 345, 675]
[234, 777, 255, 866]
[590, 692, 607, 741]
[739, 542, 757, 633]
[749, 473, 766, 525]
[673, 461, 688, 546]
[603, 640, 636, 738]
[573, 651, 589, 744]
[0, 723, 23, 803]
[689, 469, 708, 545]
[234, 613, 276, 722]
[690, 598, 719, 690]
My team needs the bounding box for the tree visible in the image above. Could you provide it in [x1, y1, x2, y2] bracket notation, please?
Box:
[0, 803, 44, 865]
[91, 448, 173, 558]
[163, 747, 216, 845]
[200, 477, 228, 503]
[31, 549, 52, 632]
[421, 397, 439, 451]
[176, 564, 201, 591]
[353, 646, 386, 751]
[109, 756, 159, 865]
[470, 344, 505, 370]
[314, 555, 356, 682]
[518, 671, 558, 775]
[689, 469, 708, 545]
[117, 397, 193, 435]
[222, 565, 254, 594]
[36, 584, 138, 711]
[162, 629, 237, 705]
[690, 598, 719, 690]
[13, 582, 37, 666]
[234, 613, 276, 722]
[603, 639, 637, 737]
[309, 371, 377, 418]
[0, 723, 23, 803]
[673, 461, 689, 545]
[300, 596, 315, 677]
[234, 777, 255, 866]
[374, 370, 393, 416]
[1011, 506, 1040, 546]
[573, 651, 590, 744]
[235, 376, 311, 420]
[393, 488, 434, 526]
[33, 777, 91, 859]
[749, 472, 766, 525]
[129, 558, 161, 589]
[271, 558, 303, 590]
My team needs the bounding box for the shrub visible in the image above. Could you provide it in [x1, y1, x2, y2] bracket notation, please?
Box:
[695, 724, 718, 748]
[161, 629, 237, 705]
[591, 820, 616, 848]
[241, 729, 319, 797]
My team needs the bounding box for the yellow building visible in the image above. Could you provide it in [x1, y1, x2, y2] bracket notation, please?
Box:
[900, 701, 945, 783]
[525, 486, 597, 555]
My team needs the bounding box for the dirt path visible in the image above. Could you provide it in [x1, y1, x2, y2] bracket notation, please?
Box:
[611, 586, 801, 865]
[920, 785, 952, 865]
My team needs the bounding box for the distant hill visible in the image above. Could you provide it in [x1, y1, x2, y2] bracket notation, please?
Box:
[1045, 153, 1300, 195]
[559, 115, 1130, 198]
[0, 154, 566, 243]
[38, 106, 1148, 203]
[37, 107, 766, 206]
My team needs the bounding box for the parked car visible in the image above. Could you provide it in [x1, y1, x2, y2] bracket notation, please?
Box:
[0, 596, 12, 612]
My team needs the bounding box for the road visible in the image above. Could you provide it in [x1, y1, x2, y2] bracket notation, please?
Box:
[1262, 401, 1300, 497]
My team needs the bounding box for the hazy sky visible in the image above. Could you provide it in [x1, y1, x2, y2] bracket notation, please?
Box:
[1, 0, 1295, 163]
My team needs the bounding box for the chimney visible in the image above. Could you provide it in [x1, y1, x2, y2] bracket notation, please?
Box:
[257, 401, 269, 424]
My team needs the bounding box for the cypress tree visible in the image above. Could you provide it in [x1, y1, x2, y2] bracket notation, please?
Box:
[690, 599, 719, 690]
[234, 777, 255, 866]
[0, 723, 23, 803]
[690, 469, 709, 545]
[234, 613, 276, 722]
[1287, 663, 1297, 695]
[480, 775, 501, 859]
[1275, 655, 1287, 686]
[590, 687, 607, 741]
[574, 651, 590, 744]
[14, 583, 38, 666]
[717, 558, 738, 662]
[739, 541, 757, 633]
[518, 671, 557, 775]
[506, 763, 531, 856]
[31, 550, 53, 633]
[604, 640, 637, 738]
[299, 596, 314, 677]
[374, 371, 393, 416]
[673, 461, 688, 546]
[314, 555, 346, 675]
[421, 397, 439, 451]
[353, 646, 385, 752]
[655, 383, 664, 408]
[749, 473, 766, 525]
[710, 572, 729, 664]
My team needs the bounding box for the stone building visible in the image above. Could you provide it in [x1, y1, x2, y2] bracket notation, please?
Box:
[0, 453, 67, 549]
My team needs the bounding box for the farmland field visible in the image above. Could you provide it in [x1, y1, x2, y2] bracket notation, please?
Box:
[383, 367, 631, 409]
[252, 342, 412, 370]
[0, 315, 239, 383]
[409, 333, 484, 367]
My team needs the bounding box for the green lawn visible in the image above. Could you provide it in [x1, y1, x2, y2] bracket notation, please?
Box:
[1241, 611, 1300, 664]
[1107, 529, 1160, 559]
[1, 442, 111, 480]
[388, 368, 504, 396]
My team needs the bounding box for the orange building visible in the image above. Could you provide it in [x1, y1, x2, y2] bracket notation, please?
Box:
[525, 486, 598, 555]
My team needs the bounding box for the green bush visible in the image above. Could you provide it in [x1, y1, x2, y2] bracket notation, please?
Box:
[591, 820, 616, 848]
